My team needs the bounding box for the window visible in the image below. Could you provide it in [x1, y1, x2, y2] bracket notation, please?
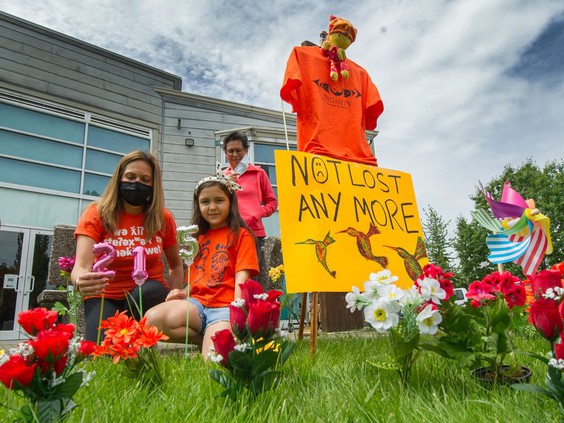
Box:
[253, 143, 296, 199]
[0, 94, 152, 198]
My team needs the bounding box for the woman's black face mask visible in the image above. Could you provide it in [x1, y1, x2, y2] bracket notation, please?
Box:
[119, 181, 153, 206]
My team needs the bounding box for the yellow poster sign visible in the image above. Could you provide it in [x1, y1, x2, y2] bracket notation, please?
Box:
[275, 150, 428, 293]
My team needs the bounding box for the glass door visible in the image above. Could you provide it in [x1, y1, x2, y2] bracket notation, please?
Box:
[0, 226, 52, 340]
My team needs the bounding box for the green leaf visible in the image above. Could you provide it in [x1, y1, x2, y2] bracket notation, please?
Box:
[280, 341, 296, 365]
[52, 301, 68, 315]
[368, 360, 399, 371]
[51, 372, 83, 399]
[511, 383, 551, 395]
[36, 399, 63, 423]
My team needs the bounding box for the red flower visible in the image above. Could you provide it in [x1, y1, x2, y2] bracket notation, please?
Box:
[53, 323, 76, 335]
[0, 355, 38, 389]
[419, 264, 455, 300]
[503, 284, 526, 309]
[528, 298, 563, 341]
[466, 281, 496, 307]
[247, 300, 280, 338]
[17, 308, 59, 336]
[554, 333, 564, 360]
[30, 329, 72, 375]
[529, 269, 563, 298]
[240, 280, 265, 308]
[77, 340, 97, 358]
[229, 304, 247, 337]
[551, 262, 564, 274]
[211, 329, 236, 367]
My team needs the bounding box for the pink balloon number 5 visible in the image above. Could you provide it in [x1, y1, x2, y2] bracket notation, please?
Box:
[92, 243, 116, 279]
[132, 246, 148, 286]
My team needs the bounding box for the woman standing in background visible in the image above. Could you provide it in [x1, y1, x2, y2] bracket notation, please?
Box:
[222, 131, 278, 256]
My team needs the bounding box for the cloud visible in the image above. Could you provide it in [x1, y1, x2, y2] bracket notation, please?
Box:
[2, 0, 563, 234]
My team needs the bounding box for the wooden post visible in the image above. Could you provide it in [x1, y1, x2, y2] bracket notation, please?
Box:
[297, 292, 308, 340]
[497, 263, 505, 273]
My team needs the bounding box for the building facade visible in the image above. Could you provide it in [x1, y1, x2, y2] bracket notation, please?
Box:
[0, 12, 296, 340]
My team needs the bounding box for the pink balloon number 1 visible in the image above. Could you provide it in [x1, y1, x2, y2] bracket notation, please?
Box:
[92, 243, 116, 279]
[132, 246, 148, 286]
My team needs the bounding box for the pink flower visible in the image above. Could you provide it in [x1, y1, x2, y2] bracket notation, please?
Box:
[58, 256, 76, 273]
[466, 281, 496, 307]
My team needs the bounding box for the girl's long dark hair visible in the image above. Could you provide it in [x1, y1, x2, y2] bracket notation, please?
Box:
[192, 180, 256, 247]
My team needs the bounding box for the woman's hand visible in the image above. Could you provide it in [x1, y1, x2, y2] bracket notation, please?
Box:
[166, 288, 187, 301]
[75, 272, 109, 296]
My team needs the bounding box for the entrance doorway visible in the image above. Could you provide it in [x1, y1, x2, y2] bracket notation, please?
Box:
[0, 226, 53, 340]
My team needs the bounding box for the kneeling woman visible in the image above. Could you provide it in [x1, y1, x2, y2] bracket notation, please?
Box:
[146, 173, 259, 358]
[71, 151, 184, 342]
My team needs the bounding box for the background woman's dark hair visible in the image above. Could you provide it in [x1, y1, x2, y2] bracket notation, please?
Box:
[192, 180, 256, 247]
[223, 131, 249, 151]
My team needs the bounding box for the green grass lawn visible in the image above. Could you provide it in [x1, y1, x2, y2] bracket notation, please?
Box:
[1, 332, 560, 422]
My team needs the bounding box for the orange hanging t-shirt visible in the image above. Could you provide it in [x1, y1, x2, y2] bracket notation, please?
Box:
[280, 46, 384, 166]
[188, 226, 259, 308]
[75, 203, 178, 300]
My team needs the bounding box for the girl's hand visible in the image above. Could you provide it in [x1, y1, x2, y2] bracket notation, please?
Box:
[166, 289, 187, 301]
[75, 272, 109, 296]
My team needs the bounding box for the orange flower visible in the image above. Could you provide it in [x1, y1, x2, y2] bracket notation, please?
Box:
[521, 279, 535, 313]
[100, 311, 137, 345]
[137, 317, 168, 348]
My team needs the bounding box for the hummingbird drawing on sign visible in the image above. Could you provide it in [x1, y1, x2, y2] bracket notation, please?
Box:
[384, 236, 428, 281]
[337, 223, 388, 269]
[295, 230, 337, 278]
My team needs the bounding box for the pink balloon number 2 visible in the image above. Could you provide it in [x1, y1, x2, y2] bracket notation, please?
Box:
[132, 246, 148, 286]
[92, 243, 116, 279]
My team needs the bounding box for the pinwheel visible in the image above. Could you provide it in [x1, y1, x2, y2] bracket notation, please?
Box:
[471, 181, 552, 276]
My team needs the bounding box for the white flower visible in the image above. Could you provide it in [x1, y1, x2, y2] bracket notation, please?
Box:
[544, 287, 564, 301]
[231, 298, 245, 308]
[416, 304, 442, 335]
[400, 286, 423, 306]
[363, 279, 380, 299]
[370, 269, 399, 285]
[9, 342, 34, 359]
[208, 352, 224, 364]
[364, 300, 399, 333]
[0, 350, 8, 366]
[253, 293, 269, 301]
[549, 358, 564, 370]
[345, 286, 371, 312]
[417, 277, 446, 305]
[376, 284, 404, 304]
[234, 343, 251, 352]
[81, 370, 95, 387]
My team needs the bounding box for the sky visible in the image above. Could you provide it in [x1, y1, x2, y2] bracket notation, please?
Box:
[1, 0, 563, 235]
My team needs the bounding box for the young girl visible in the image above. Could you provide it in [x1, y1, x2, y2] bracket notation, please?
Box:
[145, 172, 259, 359]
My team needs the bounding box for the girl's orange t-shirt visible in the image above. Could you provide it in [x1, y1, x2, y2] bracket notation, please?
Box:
[188, 226, 259, 307]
